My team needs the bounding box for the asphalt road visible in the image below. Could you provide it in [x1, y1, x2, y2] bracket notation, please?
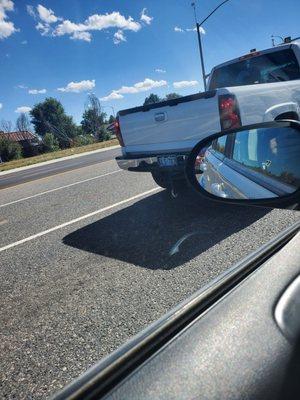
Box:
[0, 147, 121, 189]
[1, 150, 300, 399]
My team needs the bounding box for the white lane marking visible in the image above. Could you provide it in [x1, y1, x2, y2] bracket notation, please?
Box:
[0, 187, 160, 253]
[0, 170, 122, 208]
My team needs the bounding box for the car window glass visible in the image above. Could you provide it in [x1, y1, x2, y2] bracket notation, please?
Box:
[213, 135, 227, 154]
[210, 49, 300, 89]
[233, 129, 259, 167]
[232, 127, 300, 187]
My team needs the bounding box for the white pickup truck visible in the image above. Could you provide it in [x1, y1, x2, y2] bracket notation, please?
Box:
[115, 39, 300, 195]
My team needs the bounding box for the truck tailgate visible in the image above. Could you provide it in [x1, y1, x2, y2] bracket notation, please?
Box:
[118, 91, 220, 154]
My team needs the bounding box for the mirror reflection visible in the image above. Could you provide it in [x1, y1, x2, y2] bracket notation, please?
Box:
[195, 126, 300, 200]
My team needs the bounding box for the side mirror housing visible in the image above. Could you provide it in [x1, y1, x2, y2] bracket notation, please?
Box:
[185, 121, 300, 209]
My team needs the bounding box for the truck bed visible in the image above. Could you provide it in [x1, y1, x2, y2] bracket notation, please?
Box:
[118, 90, 220, 155]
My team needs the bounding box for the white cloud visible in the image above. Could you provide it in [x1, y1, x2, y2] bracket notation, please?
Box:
[113, 29, 126, 44]
[21, 39, 27, 44]
[118, 78, 167, 94]
[57, 79, 95, 93]
[85, 12, 141, 32]
[53, 12, 141, 43]
[28, 4, 61, 37]
[53, 20, 86, 37]
[37, 4, 60, 24]
[155, 68, 166, 73]
[173, 80, 199, 89]
[0, 20, 16, 39]
[28, 88, 46, 94]
[0, 0, 18, 40]
[15, 106, 32, 113]
[175, 26, 206, 34]
[0, 0, 14, 19]
[189, 26, 206, 34]
[28, 6, 142, 43]
[100, 91, 124, 102]
[140, 8, 153, 25]
[17, 84, 27, 89]
[36, 21, 50, 35]
[26, 5, 36, 19]
[101, 78, 168, 101]
[70, 31, 91, 42]
[0, 103, 2, 109]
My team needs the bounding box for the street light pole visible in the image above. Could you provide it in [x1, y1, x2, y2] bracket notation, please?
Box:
[192, 2, 207, 91]
[192, 0, 230, 92]
[196, 22, 207, 91]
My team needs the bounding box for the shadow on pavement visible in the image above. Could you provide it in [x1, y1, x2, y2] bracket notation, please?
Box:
[63, 191, 270, 270]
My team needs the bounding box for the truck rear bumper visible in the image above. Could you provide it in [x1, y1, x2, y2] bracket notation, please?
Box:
[116, 154, 188, 172]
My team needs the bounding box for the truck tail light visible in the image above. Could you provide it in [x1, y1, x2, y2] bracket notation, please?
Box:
[219, 94, 241, 130]
[114, 116, 124, 147]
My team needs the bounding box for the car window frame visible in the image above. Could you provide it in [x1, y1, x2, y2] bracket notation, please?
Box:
[210, 134, 231, 161]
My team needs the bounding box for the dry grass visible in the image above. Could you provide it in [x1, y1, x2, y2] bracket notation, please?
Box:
[0, 139, 119, 172]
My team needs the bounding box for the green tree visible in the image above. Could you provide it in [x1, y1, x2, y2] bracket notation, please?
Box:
[99, 125, 111, 141]
[81, 94, 107, 141]
[42, 132, 60, 152]
[108, 114, 116, 124]
[164, 93, 181, 100]
[30, 98, 78, 148]
[143, 94, 162, 106]
[0, 136, 22, 161]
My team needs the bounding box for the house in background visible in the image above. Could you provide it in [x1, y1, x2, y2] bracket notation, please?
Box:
[0, 130, 41, 157]
[106, 122, 117, 138]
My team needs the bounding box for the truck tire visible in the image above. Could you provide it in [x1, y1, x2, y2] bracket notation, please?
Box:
[151, 171, 169, 189]
[166, 179, 188, 199]
[151, 171, 188, 199]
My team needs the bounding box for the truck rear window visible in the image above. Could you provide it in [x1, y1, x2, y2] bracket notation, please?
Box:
[209, 49, 300, 89]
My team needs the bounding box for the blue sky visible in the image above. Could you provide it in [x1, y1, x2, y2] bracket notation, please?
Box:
[0, 0, 299, 126]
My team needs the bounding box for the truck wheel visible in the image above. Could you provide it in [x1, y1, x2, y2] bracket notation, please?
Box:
[151, 171, 169, 189]
[166, 179, 188, 199]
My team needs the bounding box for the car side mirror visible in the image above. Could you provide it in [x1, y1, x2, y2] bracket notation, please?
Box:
[185, 121, 300, 209]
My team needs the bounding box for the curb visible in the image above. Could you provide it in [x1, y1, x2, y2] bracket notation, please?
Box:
[0, 145, 121, 176]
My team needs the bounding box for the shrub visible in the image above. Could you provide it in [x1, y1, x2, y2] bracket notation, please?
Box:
[72, 135, 95, 147]
[42, 132, 60, 152]
[98, 127, 111, 142]
[0, 136, 23, 162]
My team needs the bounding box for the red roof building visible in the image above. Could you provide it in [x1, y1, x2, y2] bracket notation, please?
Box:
[0, 130, 37, 142]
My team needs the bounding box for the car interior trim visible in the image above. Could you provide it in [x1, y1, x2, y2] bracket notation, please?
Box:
[52, 219, 300, 400]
